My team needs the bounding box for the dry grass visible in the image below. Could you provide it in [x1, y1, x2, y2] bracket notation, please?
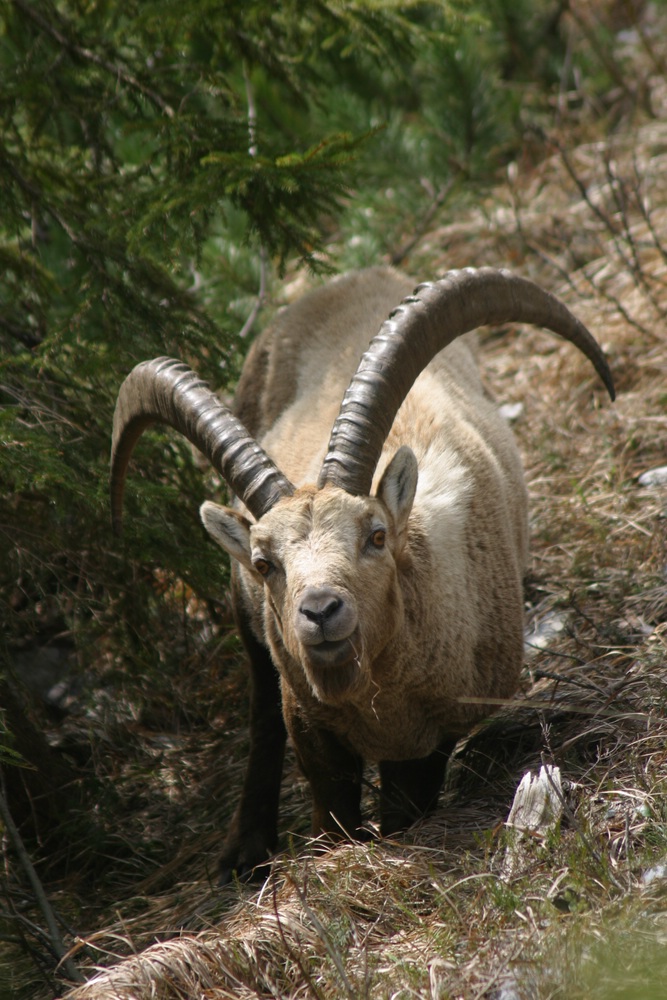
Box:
[35, 7, 667, 998]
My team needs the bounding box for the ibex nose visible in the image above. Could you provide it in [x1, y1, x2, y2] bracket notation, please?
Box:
[299, 587, 343, 627]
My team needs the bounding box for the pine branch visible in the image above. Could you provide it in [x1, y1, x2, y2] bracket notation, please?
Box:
[12, 0, 175, 118]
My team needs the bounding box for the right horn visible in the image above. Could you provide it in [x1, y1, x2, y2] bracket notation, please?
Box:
[318, 267, 615, 497]
[110, 356, 295, 534]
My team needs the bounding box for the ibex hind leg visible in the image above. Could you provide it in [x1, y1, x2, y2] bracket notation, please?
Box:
[379, 738, 457, 837]
[219, 593, 287, 885]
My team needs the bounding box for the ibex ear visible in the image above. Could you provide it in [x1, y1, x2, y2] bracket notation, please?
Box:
[200, 501, 253, 571]
[377, 446, 418, 536]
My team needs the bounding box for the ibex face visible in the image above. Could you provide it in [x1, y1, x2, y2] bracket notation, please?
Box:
[201, 446, 418, 704]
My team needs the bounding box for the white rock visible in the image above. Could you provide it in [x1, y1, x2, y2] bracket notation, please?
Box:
[506, 765, 563, 835]
[642, 863, 667, 886]
[499, 402, 524, 422]
[638, 466, 667, 487]
[524, 610, 567, 658]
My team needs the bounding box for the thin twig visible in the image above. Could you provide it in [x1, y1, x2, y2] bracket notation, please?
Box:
[631, 151, 667, 270]
[531, 667, 609, 696]
[522, 233, 657, 341]
[603, 154, 667, 320]
[270, 874, 325, 1000]
[553, 139, 666, 329]
[0, 780, 84, 982]
[565, 3, 647, 113]
[506, 151, 655, 336]
[286, 871, 359, 1000]
[621, 0, 667, 76]
[237, 61, 270, 341]
[391, 176, 458, 267]
[540, 753, 625, 892]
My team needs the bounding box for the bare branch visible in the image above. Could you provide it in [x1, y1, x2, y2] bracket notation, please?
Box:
[0, 779, 84, 983]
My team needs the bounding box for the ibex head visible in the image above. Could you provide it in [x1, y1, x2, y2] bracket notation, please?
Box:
[201, 446, 417, 703]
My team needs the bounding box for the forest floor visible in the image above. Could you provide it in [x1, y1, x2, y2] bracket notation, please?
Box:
[5, 9, 667, 1000]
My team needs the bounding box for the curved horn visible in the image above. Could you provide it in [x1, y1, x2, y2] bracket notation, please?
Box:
[318, 268, 615, 495]
[110, 356, 294, 533]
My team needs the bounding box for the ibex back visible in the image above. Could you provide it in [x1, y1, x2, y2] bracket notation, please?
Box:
[111, 266, 614, 881]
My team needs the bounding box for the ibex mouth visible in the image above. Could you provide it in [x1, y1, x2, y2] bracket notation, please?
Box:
[304, 636, 357, 669]
[303, 633, 364, 703]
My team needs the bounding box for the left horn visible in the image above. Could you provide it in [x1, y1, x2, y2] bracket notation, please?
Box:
[110, 357, 295, 533]
[318, 268, 615, 496]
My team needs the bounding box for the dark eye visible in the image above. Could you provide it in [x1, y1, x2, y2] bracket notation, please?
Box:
[370, 529, 386, 549]
[253, 557, 272, 577]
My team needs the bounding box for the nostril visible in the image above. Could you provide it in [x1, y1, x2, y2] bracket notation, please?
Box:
[300, 605, 319, 624]
[299, 589, 343, 625]
[321, 596, 342, 620]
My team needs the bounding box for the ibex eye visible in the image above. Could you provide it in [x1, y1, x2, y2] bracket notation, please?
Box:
[370, 529, 386, 549]
[253, 558, 272, 577]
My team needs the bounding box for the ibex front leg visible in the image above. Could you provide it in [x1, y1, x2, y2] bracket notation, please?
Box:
[219, 589, 287, 884]
[379, 737, 456, 836]
[284, 695, 365, 843]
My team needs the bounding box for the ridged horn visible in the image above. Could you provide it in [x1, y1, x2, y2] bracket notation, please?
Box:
[110, 356, 294, 533]
[318, 268, 615, 496]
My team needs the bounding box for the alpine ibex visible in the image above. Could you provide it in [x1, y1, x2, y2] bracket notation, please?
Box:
[111, 266, 614, 880]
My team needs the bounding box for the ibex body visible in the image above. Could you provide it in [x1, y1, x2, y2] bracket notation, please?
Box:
[111, 266, 614, 879]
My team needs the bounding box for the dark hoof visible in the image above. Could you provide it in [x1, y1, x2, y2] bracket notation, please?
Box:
[219, 858, 273, 886]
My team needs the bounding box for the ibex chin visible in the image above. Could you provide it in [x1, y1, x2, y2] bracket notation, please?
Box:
[111, 266, 614, 881]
